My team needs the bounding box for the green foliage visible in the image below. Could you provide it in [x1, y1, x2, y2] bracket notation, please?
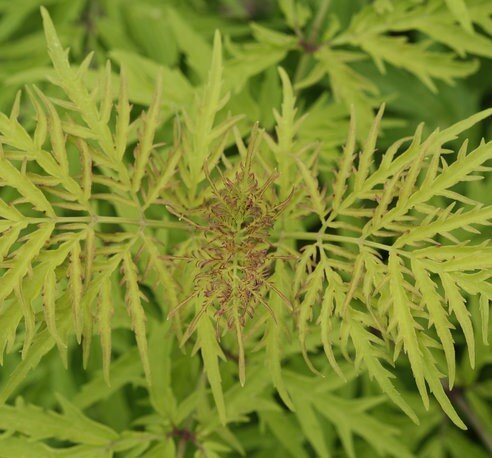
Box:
[0, 1, 491, 457]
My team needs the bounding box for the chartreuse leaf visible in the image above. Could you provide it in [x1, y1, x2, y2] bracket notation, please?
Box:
[68, 240, 83, 342]
[389, 252, 428, 408]
[0, 158, 54, 216]
[0, 395, 118, 445]
[314, 394, 413, 458]
[42, 269, 66, 352]
[354, 104, 384, 191]
[445, 428, 490, 458]
[143, 144, 181, 209]
[0, 303, 72, 405]
[197, 312, 227, 425]
[73, 349, 142, 410]
[261, 411, 309, 458]
[145, 441, 176, 458]
[122, 252, 151, 384]
[433, 108, 492, 144]
[278, 0, 311, 29]
[275, 67, 296, 156]
[140, 233, 179, 319]
[349, 318, 418, 423]
[332, 107, 356, 212]
[298, 261, 325, 375]
[420, 343, 467, 429]
[444, 0, 473, 33]
[266, 262, 294, 411]
[0, 301, 22, 365]
[97, 276, 114, 386]
[166, 7, 212, 80]
[77, 253, 122, 370]
[41, 7, 115, 160]
[295, 156, 326, 218]
[361, 35, 478, 92]
[224, 39, 289, 94]
[55, 394, 119, 444]
[310, 48, 378, 135]
[132, 70, 163, 193]
[396, 206, 492, 247]
[0, 437, 53, 458]
[148, 321, 176, 420]
[181, 29, 226, 201]
[0, 223, 54, 304]
[290, 392, 331, 458]
[267, 66, 302, 200]
[440, 272, 476, 369]
[416, 18, 492, 59]
[14, 282, 35, 358]
[478, 294, 490, 346]
[286, 373, 414, 458]
[115, 67, 130, 160]
[35, 88, 69, 174]
[412, 259, 456, 388]
[319, 266, 344, 379]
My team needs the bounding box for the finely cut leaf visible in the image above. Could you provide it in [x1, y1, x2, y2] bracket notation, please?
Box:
[122, 252, 151, 383]
[97, 277, 114, 386]
[389, 252, 428, 408]
[440, 273, 475, 369]
[349, 319, 418, 423]
[197, 313, 227, 425]
[412, 259, 456, 388]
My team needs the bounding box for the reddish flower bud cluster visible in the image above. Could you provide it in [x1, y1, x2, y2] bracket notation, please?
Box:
[193, 149, 290, 334]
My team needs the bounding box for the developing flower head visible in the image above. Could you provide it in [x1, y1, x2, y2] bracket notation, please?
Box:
[191, 127, 292, 334]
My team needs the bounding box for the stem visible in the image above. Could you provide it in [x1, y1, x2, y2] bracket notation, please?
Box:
[448, 388, 492, 454]
[294, 0, 331, 86]
[280, 230, 396, 253]
[175, 371, 207, 458]
[22, 215, 189, 230]
[310, 0, 331, 44]
[81, 0, 100, 58]
[176, 435, 187, 458]
[231, 255, 246, 386]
